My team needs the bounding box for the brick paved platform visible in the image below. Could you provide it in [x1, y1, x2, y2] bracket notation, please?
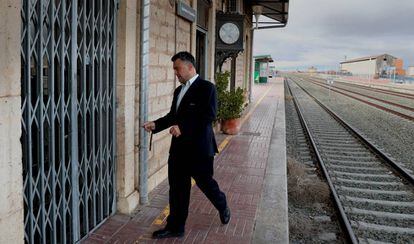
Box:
[81, 78, 287, 243]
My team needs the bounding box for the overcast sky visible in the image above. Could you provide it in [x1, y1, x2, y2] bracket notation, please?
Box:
[253, 0, 414, 71]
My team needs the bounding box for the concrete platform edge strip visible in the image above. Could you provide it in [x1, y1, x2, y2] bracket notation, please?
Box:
[252, 80, 289, 244]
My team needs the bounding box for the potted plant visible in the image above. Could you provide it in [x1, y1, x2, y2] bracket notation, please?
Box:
[216, 71, 245, 135]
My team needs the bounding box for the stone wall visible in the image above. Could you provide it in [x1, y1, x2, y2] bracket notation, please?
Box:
[116, 0, 140, 214]
[146, 0, 193, 191]
[0, 1, 24, 243]
[236, 52, 246, 89]
[115, 0, 198, 211]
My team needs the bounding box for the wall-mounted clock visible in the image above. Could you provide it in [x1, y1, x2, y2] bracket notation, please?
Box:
[216, 13, 244, 50]
[215, 12, 244, 70]
[219, 22, 240, 45]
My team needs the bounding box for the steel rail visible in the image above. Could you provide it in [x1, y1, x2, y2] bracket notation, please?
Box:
[308, 78, 414, 112]
[301, 78, 414, 122]
[311, 76, 414, 100]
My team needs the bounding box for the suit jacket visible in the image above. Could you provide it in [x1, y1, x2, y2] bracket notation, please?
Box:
[153, 77, 219, 159]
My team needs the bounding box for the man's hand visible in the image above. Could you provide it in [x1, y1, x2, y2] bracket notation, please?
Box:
[142, 121, 155, 132]
[169, 125, 181, 137]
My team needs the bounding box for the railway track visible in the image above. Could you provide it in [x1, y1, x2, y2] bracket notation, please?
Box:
[286, 77, 414, 243]
[307, 77, 414, 111]
[320, 78, 414, 100]
[294, 76, 414, 122]
[285, 82, 346, 243]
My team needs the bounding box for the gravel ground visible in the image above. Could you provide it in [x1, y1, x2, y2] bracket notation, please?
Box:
[292, 76, 414, 176]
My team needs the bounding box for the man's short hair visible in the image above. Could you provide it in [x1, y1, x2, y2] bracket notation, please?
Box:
[171, 51, 196, 68]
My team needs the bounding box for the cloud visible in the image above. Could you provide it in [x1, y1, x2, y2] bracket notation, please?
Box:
[254, 0, 414, 70]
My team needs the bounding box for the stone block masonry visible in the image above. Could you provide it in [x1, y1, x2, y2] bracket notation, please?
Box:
[0, 1, 24, 243]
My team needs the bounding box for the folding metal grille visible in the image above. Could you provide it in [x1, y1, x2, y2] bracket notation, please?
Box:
[21, 0, 117, 243]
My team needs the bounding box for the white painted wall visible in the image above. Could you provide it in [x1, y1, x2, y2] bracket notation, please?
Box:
[407, 66, 414, 76]
[341, 59, 377, 76]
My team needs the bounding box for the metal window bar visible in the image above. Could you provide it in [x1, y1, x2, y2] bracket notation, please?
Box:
[228, 0, 238, 13]
[21, 1, 117, 243]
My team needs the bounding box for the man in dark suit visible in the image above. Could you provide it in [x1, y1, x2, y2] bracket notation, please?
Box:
[143, 51, 230, 239]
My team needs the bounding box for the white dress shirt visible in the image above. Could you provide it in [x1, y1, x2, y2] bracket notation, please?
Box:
[176, 74, 198, 111]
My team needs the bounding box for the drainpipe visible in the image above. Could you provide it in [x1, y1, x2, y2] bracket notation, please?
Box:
[139, 0, 150, 205]
[249, 28, 254, 103]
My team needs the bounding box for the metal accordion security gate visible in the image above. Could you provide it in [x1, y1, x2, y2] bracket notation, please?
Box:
[21, 0, 117, 243]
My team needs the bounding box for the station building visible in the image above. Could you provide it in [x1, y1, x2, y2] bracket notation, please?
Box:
[340, 54, 399, 78]
[0, 0, 289, 243]
[254, 55, 274, 83]
[308, 66, 317, 73]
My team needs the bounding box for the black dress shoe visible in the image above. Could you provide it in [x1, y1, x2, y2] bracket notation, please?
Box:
[152, 228, 184, 239]
[219, 207, 231, 224]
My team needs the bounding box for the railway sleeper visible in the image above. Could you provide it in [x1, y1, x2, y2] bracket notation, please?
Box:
[346, 207, 414, 221]
[336, 187, 414, 202]
[327, 164, 388, 174]
[334, 179, 406, 191]
[325, 155, 378, 161]
[328, 160, 381, 167]
[340, 196, 414, 212]
[324, 151, 377, 158]
[352, 220, 414, 243]
[331, 171, 395, 181]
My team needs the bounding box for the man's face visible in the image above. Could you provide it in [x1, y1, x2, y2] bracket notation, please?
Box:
[173, 59, 194, 84]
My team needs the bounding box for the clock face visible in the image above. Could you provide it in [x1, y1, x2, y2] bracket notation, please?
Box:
[219, 22, 240, 45]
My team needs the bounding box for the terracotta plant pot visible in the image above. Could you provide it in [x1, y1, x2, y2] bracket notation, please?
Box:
[221, 118, 241, 135]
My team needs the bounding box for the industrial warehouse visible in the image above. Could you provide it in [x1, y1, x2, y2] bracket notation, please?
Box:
[340, 54, 406, 79]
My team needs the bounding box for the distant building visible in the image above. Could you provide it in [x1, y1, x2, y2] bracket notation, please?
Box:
[407, 66, 414, 77]
[308, 66, 317, 73]
[340, 54, 397, 78]
[269, 65, 277, 77]
[394, 59, 406, 76]
[254, 55, 274, 83]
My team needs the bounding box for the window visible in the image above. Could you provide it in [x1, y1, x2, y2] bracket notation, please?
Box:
[227, 0, 242, 13]
[197, 0, 210, 30]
